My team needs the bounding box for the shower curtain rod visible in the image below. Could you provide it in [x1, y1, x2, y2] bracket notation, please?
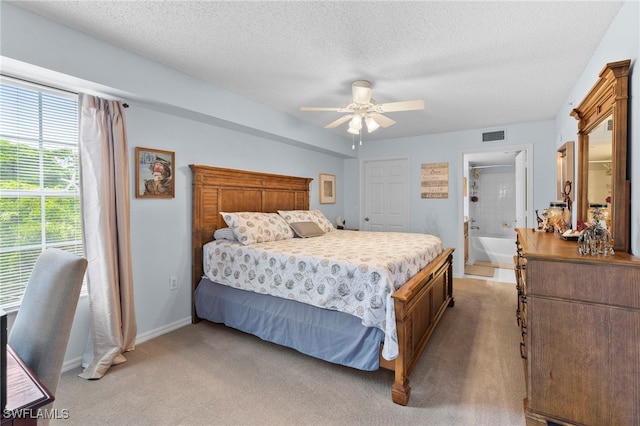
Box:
[471, 164, 515, 169]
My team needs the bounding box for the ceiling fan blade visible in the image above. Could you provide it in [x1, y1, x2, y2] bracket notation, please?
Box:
[352, 80, 372, 104]
[300, 106, 345, 112]
[325, 114, 353, 129]
[368, 112, 396, 128]
[378, 99, 425, 112]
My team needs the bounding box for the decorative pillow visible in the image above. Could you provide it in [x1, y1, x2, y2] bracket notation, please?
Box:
[289, 221, 325, 238]
[220, 212, 294, 245]
[278, 209, 334, 233]
[213, 227, 236, 241]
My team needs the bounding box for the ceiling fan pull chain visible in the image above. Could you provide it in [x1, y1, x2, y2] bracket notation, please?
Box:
[352, 133, 355, 150]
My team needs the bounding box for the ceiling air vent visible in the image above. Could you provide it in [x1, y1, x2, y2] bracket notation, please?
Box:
[482, 130, 506, 142]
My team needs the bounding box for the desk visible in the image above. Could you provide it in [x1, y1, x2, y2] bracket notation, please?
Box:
[2, 346, 54, 426]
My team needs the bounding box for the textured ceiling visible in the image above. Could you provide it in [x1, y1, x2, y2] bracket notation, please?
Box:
[9, 1, 624, 141]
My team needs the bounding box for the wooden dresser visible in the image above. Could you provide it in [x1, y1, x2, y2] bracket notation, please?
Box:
[515, 228, 640, 426]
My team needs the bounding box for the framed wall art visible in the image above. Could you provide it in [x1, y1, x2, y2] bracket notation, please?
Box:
[420, 162, 449, 199]
[319, 173, 336, 204]
[135, 147, 175, 198]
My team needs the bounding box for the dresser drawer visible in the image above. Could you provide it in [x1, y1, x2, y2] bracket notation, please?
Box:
[527, 259, 640, 310]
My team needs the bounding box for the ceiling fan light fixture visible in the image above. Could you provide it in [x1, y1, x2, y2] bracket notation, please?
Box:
[365, 116, 380, 133]
[349, 116, 362, 130]
[300, 80, 424, 137]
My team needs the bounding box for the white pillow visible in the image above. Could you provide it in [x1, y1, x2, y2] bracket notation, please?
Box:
[278, 209, 334, 233]
[220, 212, 294, 245]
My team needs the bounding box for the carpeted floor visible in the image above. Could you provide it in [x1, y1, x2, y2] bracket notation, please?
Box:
[52, 277, 526, 426]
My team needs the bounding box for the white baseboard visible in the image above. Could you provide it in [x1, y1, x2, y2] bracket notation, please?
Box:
[62, 316, 192, 373]
[135, 316, 192, 344]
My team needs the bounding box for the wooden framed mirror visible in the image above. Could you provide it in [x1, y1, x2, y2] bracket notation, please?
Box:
[571, 59, 630, 253]
[556, 141, 574, 216]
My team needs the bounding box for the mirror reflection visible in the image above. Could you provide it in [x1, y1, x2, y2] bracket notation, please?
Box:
[587, 115, 612, 207]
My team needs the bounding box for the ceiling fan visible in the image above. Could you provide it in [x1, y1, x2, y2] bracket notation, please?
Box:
[300, 80, 425, 135]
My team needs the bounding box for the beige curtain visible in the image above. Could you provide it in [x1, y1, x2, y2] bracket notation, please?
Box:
[77, 94, 136, 379]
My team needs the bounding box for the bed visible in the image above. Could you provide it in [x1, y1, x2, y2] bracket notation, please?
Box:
[190, 165, 455, 405]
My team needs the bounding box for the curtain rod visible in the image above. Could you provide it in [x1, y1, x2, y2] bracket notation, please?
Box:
[1, 73, 129, 108]
[1, 73, 77, 95]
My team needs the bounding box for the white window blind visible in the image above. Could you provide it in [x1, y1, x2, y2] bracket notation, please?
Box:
[0, 77, 83, 310]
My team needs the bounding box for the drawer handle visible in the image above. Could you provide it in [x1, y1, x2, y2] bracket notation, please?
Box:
[520, 342, 527, 360]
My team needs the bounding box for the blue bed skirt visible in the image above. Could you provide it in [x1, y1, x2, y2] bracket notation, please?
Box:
[194, 278, 384, 371]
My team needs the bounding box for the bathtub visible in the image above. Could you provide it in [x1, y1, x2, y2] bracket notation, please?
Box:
[468, 232, 516, 266]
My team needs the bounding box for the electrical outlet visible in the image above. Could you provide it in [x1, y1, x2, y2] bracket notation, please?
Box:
[169, 276, 178, 291]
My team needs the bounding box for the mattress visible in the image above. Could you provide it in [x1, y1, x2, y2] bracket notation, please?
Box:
[202, 230, 444, 360]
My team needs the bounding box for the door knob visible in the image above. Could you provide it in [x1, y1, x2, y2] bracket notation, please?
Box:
[364, 217, 370, 221]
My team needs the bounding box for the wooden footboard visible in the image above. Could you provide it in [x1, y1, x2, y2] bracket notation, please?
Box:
[380, 247, 455, 405]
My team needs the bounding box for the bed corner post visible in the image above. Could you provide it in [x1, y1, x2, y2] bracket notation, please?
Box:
[391, 377, 410, 406]
[447, 249, 455, 307]
[391, 292, 411, 406]
[190, 164, 203, 324]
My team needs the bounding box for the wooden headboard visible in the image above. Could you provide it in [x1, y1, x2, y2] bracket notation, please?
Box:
[189, 165, 312, 322]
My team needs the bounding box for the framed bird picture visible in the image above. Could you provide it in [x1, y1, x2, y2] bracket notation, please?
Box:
[135, 147, 175, 198]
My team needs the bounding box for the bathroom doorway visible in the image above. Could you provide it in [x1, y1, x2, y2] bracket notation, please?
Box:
[461, 145, 532, 282]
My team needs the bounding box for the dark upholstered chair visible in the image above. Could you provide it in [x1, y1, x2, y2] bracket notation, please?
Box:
[8, 248, 87, 407]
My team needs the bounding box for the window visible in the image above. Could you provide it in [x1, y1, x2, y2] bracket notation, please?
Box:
[0, 78, 83, 310]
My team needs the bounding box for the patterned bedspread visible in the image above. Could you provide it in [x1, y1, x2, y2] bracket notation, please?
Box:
[202, 230, 444, 360]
